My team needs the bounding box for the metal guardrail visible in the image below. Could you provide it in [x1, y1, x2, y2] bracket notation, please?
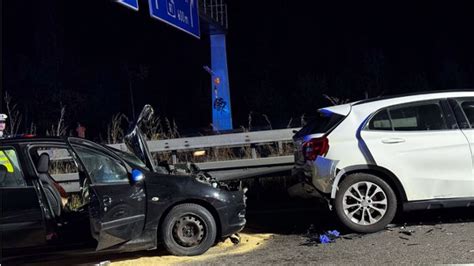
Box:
[197, 155, 295, 171]
[53, 128, 299, 192]
[52, 173, 81, 193]
[53, 155, 295, 191]
[110, 128, 299, 164]
[110, 128, 298, 152]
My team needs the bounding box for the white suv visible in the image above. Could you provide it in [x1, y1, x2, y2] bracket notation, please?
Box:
[292, 91, 474, 233]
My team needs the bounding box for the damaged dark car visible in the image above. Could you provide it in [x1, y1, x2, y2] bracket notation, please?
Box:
[0, 105, 246, 260]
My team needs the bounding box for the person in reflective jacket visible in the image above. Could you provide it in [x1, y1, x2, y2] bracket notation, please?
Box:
[0, 114, 7, 138]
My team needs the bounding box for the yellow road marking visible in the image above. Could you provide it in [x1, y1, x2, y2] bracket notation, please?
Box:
[111, 233, 273, 266]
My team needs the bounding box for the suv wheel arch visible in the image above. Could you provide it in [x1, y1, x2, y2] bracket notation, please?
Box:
[331, 165, 408, 203]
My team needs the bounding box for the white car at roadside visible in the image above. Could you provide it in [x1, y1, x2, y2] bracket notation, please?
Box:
[292, 90, 474, 233]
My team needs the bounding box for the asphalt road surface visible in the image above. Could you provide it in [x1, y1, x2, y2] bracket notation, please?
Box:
[3, 199, 474, 265]
[198, 207, 474, 265]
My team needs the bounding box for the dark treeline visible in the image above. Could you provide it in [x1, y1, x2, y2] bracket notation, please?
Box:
[3, 0, 474, 140]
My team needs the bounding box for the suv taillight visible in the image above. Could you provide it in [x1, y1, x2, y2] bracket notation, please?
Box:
[302, 137, 329, 161]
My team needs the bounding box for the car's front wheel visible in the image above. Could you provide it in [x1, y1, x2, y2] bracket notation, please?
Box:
[161, 203, 217, 256]
[335, 173, 397, 233]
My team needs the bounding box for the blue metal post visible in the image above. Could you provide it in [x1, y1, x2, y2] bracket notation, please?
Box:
[210, 34, 233, 131]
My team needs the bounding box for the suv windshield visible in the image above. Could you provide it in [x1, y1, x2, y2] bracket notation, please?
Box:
[294, 110, 345, 139]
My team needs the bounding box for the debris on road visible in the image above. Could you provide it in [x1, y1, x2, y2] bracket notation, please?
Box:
[319, 230, 341, 244]
[385, 223, 398, 229]
[327, 230, 340, 238]
[425, 228, 434, 234]
[397, 225, 417, 243]
[230, 234, 241, 245]
[319, 234, 331, 244]
[341, 233, 363, 240]
[399, 229, 415, 236]
[302, 225, 341, 246]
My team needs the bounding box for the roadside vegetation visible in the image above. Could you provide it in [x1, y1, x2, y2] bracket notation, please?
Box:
[3, 93, 345, 197]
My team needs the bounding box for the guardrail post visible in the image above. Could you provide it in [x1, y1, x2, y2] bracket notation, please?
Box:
[172, 151, 178, 165]
[277, 141, 283, 155]
[251, 145, 257, 159]
[213, 147, 219, 160]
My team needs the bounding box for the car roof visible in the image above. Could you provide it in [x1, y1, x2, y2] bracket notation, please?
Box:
[0, 136, 66, 145]
[352, 90, 474, 106]
[317, 90, 474, 117]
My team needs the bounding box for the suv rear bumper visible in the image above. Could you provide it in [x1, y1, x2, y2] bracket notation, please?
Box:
[292, 156, 339, 195]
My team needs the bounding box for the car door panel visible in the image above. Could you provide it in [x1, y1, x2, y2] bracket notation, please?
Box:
[69, 143, 147, 251]
[462, 128, 474, 175]
[88, 183, 146, 251]
[451, 97, 474, 191]
[363, 130, 473, 200]
[0, 144, 48, 252]
[1, 146, 47, 250]
[362, 100, 473, 201]
[0, 186, 46, 249]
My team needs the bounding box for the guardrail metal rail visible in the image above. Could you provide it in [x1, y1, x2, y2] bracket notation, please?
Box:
[52, 128, 300, 192]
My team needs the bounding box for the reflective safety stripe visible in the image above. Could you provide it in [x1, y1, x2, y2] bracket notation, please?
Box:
[0, 151, 14, 172]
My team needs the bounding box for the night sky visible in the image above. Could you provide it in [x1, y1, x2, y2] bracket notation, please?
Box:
[3, 0, 474, 139]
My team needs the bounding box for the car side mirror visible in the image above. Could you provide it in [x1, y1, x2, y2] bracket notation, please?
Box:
[129, 169, 145, 185]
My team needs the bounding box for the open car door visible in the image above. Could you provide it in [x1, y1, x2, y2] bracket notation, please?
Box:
[124, 105, 158, 173]
[68, 138, 146, 251]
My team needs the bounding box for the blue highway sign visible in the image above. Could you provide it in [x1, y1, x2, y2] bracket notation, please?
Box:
[148, 0, 200, 38]
[116, 0, 139, 11]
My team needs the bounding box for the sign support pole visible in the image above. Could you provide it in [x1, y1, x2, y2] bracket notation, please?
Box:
[210, 33, 233, 131]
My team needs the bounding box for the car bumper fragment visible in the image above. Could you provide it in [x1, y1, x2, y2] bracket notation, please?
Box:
[293, 156, 339, 194]
[219, 203, 246, 238]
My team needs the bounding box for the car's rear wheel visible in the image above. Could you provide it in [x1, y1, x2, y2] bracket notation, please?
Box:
[335, 173, 397, 233]
[161, 203, 217, 256]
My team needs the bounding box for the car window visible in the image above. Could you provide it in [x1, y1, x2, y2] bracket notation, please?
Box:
[0, 148, 27, 187]
[388, 101, 448, 131]
[294, 111, 345, 138]
[73, 146, 128, 183]
[458, 99, 474, 128]
[32, 147, 80, 192]
[368, 109, 392, 130]
[106, 146, 148, 169]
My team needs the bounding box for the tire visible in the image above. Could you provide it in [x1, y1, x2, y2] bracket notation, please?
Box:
[335, 173, 397, 233]
[161, 203, 217, 256]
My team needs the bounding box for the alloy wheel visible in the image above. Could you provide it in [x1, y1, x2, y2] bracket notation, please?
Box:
[342, 181, 388, 225]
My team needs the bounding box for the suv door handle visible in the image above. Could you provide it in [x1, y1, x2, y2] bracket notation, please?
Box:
[382, 138, 406, 144]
